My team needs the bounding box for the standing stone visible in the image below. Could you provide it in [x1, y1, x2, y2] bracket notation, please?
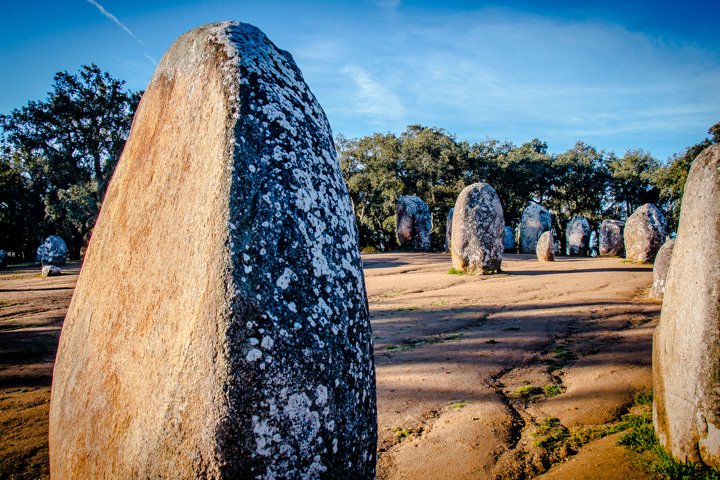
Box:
[653, 144, 720, 468]
[0, 250, 7, 268]
[396, 195, 431, 251]
[450, 183, 504, 274]
[444, 207, 454, 253]
[536, 231, 554, 262]
[589, 230, 599, 257]
[36, 235, 67, 266]
[49, 22, 376, 479]
[649, 239, 675, 300]
[565, 217, 590, 256]
[519, 203, 552, 254]
[599, 219, 625, 256]
[624, 204, 667, 262]
[504, 226, 516, 252]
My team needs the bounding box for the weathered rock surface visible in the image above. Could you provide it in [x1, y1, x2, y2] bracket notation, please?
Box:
[444, 207, 454, 253]
[589, 230, 599, 257]
[36, 235, 67, 266]
[536, 231, 554, 262]
[565, 217, 590, 256]
[504, 226, 516, 252]
[41, 265, 62, 277]
[649, 239, 675, 300]
[0, 250, 7, 268]
[450, 183, 504, 274]
[49, 22, 376, 479]
[624, 204, 667, 262]
[653, 144, 720, 468]
[599, 220, 625, 257]
[396, 195, 431, 251]
[519, 203, 551, 254]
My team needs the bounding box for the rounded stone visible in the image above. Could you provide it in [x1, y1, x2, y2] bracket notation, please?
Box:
[444, 207, 454, 253]
[536, 231, 554, 262]
[36, 235, 67, 266]
[49, 22, 376, 479]
[599, 219, 625, 257]
[41, 265, 62, 277]
[396, 195, 431, 251]
[624, 204, 667, 262]
[519, 203, 552, 254]
[649, 239, 675, 300]
[450, 183, 504, 274]
[653, 144, 720, 468]
[565, 217, 590, 256]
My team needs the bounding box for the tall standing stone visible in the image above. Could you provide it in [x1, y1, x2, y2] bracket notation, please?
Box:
[624, 204, 667, 262]
[565, 217, 590, 256]
[396, 195, 431, 251]
[444, 207, 454, 253]
[504, 226, 516, 252]
[589, 230, 599, 257]
[49, 22, 376, 479]
[450, 183, 504, 274]
[599, 219, 625, 257]
[653, 144, 720, 468]
[519, 203, 551, 253]
[649, 239, 675, 300]
[536, 231, 554, 262]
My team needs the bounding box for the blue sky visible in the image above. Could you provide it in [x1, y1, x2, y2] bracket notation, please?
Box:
[1, 1, 719, 161]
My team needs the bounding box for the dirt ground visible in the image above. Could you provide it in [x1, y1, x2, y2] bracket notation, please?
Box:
[0, 253, 660, 479]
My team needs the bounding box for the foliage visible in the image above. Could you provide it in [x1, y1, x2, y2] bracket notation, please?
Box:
[0, 64, 141, 259]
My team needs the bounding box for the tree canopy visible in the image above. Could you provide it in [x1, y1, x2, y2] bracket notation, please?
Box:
[1, 64, 141, 259]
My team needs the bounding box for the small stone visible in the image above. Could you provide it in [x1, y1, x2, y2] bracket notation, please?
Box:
[599, 220, 625, 257]
[41, 265, 62, 277]
[450, 183, 504, 274]
[649, 239, 674, 300]
[36, 235, 67, 266]
[396, 195, 431, 251]
[624, 204, 667, 262]
[519, 203, 551, 254]
[565, 217, 590, 256]
[536, 231, 554, 262]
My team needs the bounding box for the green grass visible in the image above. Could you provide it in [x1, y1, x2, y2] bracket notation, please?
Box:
[448, 267, 467, 275]
[396, 306, 423, 312]
[513, 385, 543, 398]
[382, 333, 464, 353]
[543, 384, 564, 397]
[392, 427, 411, 439]
[448, 400, 469, 409]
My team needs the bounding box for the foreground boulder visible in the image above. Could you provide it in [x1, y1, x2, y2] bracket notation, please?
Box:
[599, 219, 625, 256]
[41, 265, 62, 277]
[536, 231, 554, 262]
[519, 203, 551, 253]
[450, 183, 504, 274]
[565, 217, 590, 256]
[649, 239, 675, 300]
[653, 144, 720, 468]
[504, 226, 515, 252]
[396, 195, 431, 251]
[624, 204, 667, 262]
[49, 22, 376, 479]
[36, 235, 67, 266]
[444, 207, 454, 253]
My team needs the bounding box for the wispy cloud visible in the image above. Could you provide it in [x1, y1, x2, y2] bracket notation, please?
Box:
[85, 0, 156, 64]
[342, 65, 404, 125]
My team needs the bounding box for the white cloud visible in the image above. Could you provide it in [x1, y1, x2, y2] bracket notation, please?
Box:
[85, 0, 155, 64]
[342, 65, 404, 125]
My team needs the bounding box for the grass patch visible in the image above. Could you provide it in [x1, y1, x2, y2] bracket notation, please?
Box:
[543, 384, 564, 397]
[396, 306, 423, 312]
[448, 400, 469, 409]
[448, 267, 467, 275]
[513, 385, 543, 398]
[382, 333, 464, 353]
[392, 427, 411, 439]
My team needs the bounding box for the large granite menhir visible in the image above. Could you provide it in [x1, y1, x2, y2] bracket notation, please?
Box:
[450, 183, 504, 274]
[624, 204, 667, 262]
[49, 22, 376, 479]
[536, 231, 554, 262]
[444, 207, 454, 253]
[649, 239, 675, 300]
[565, 217, 590, 256]
[396, 195, 431, 251]
[653, 144, 720, 468]
[519, 203, 551, 254]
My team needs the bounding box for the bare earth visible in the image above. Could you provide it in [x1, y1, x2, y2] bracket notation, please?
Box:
[0, 253, 660, 479]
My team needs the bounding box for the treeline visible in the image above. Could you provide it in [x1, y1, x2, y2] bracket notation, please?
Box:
[338, 123, 720, 252]
[1, 65, 718, 260]
[0, 65, 141, 260]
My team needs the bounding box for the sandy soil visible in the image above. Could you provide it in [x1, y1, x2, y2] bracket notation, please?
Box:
[0, 253, 660, 479]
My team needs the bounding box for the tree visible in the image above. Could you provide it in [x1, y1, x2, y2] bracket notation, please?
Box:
[605, 149, 660, 219]
[1, 64, 141, 258]
[653, 122, 720, 231]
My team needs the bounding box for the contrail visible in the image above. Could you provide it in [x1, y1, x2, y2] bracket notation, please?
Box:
[85, 0, 147, 49]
